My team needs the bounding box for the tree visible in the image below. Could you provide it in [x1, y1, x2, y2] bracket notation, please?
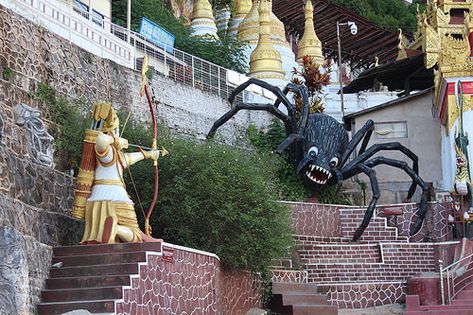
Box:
[329, 0, 425, 33]
[112, 0, 247, 73]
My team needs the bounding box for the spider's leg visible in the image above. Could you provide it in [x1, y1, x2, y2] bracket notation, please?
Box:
[340, 120, 375, 167]
[275, 83, 309, 133]
[342, 142, 420, 200]
[229, 78, 294, 118]
[349, 164, 380, 241]
[207, 102, 292, 139]
[364, 156, 429, 237]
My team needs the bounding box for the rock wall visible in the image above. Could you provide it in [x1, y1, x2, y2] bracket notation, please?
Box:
[0, 5, 271, 146]
[0, 4, 269, 314]
[0, 227, 52, 315]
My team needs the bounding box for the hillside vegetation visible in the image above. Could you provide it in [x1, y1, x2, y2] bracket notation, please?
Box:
[329, 0, 424, 33]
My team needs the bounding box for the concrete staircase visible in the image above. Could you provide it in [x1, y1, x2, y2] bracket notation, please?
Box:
[272, 204, 441, 310]
[404, 282, 473, 315]
[37, 242, 162, 315]
[270, 283, 337, 315]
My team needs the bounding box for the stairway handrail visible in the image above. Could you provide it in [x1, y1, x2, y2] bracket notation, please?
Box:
[440, 251, 473, 304]
[441, 252, 473, 273]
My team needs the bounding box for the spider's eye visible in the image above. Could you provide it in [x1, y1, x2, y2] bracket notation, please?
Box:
[308, 147, 318, 158]
[329, 157, 339, 168]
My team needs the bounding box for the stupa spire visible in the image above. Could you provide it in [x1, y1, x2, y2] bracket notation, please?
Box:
[190, 0, 218, 38]
[227, 0, 252, 36]
[248, 0, 284, 80]
[297, 0, 324, 64]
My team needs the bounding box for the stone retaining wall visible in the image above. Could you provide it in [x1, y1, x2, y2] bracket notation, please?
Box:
[0, 227, 52, 315]
[115, 243, 262, 315]
[0, 5, 271, 147]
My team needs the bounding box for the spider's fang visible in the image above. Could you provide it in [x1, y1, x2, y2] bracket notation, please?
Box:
[306, 165, 332, 185]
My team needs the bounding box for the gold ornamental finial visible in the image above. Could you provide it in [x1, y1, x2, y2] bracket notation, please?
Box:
[248, 0, 284, 79]
[297, 0, 324, 65]
[397, 29, 408, 60]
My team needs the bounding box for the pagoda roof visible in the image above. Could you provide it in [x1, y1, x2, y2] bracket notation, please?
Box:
[343, 54, 433, 94]
[273, 0, 402, 70]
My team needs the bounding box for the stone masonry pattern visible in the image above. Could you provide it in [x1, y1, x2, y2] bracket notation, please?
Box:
[115, 245, 262, 315]
[275, 203, 452, 309]
[285, 201, 342, 237]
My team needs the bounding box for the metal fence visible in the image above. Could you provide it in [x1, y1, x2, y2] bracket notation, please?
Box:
[67, 3, 259, 102]
[3, 0, 273, 102]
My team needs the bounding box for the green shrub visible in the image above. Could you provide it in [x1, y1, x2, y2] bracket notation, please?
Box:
[122, 125, 294, 271]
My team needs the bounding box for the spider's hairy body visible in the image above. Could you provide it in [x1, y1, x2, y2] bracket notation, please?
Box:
[208, 78, 429, 241]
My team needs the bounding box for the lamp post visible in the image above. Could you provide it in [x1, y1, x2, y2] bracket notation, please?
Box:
[127, 0, 131, 43]
[336, 21, 358, 118]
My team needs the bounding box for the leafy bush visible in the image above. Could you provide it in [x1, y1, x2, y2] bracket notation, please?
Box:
[112, 0, 248, 73]
[122, 125, 294, 271]
[35, 83, 88, 171]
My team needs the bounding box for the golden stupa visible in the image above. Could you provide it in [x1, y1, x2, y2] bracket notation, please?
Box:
[248, 0, 285, 80]
[238, 0, 288, 48]
[190, 0, 218, 37]
[297, 0, 324, 64]
[227, 0, 252, 36]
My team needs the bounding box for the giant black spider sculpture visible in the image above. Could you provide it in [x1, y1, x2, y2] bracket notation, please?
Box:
[207, 78, 429, 241]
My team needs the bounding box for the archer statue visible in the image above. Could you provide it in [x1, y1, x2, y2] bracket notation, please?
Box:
[71, 102, 166, 244]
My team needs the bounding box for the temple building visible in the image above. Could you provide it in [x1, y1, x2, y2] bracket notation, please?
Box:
[345, 0, 473, 195]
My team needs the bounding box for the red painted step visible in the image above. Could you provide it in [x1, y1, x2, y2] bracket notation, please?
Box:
[39, 242, 163, 315]
[42, 286, 123, 303]
[46, 274, 131, 289]
[52, 242, 161, 257]
[293, 304, 338, 315]
[49, 262, 139, 278]
[271, 282, 337, 315]
[37, 300, 115, 315]
[405, 294, 473, 315]
[51, 251, 147, 267]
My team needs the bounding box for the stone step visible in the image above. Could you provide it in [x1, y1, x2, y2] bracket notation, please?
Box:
[282, 293, 328, 305]
[42, 286, 123, 303]
[46, 275, 131, 289]
[405, 309, 473, 315]
[50, 263, 139, 278]
[37, 300, 115, 315]
[292, 304, 337, 315]
[53, 242, 162, 257]
[272, 282, 318, 294]
[450, 298, 473, 306]
[52, 251, 147, 267]
[456, 289, 473, 299]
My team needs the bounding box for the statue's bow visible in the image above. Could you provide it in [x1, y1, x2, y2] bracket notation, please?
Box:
[140, 56, 159, 236]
